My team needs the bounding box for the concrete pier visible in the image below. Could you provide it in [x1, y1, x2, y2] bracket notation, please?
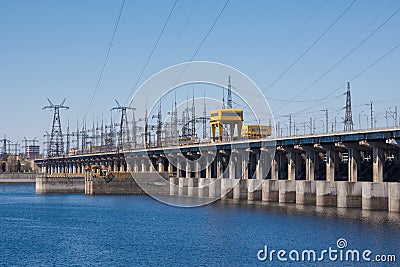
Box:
[316, 181, 337, 206]
[233, 179, 248, 199]
[221, 178, 236, 199]
[262, 180, 279, 202]
[296, 180, 316, 205]
[388, 183, 400, 212]
[187, 178, 198, 197]
[198, 178, 210, 198]
[337, 181, 362, 208]
[362, 182, 388, 210]
[178, 177, 188, 196]
[209, 178, 221, 198]
[278, 180, 296, 203]
[248, 179, 263, 201]
[169, 177, 179, 195]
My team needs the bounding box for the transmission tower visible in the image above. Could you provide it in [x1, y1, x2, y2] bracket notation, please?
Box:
[131, 105, 138, 149]
[170, 93, 178, 140]
[65, 119, 70, 155]
[191, 90, 196, 138]
[227, 75, 232, 109]
[112, 99, 132, 150]
[203, 94, 207, 139]
[343, 82, 354, 131]
[43, 131, 50, 157]
[152, 101, 163, 147]
[42, 98, 69, 157]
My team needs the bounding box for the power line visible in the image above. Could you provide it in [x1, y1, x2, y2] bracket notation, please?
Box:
[268, 94, 340, 103]
[294, 38, 400, 117]
[126, 0, 178, 104]
[189, 0, 230, 61]
[85, 0, 125, 118]
[262, 0, 358, 93]
[273, 4, 400, 114]
[158, 0, 200, 68]
[252, 0, 329, 76]
[171, 0, 230, 86]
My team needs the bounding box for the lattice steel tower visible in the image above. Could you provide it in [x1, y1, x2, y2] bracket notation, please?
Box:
[42, 98, 69, 157]
[343, 82, 354, 131]
[227, 75, 232, 109]
[111, 99, 131, 150]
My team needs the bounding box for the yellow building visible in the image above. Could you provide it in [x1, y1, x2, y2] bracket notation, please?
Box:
[241, 124, 272, 139]
[210, 108, 243, 141]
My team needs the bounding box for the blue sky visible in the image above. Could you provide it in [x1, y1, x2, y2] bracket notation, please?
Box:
[1, 0, 400, 148]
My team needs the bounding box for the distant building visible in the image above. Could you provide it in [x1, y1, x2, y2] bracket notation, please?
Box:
[26, 145, 40, 159]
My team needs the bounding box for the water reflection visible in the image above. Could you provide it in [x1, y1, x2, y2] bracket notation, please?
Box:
[215, 199, 400, 226]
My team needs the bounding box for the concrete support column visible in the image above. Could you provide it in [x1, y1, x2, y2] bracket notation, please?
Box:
[228, 160, 236, 179]
[141, 159, 147, 172]
[348, 149, 359, 182]
[195, 161, 201, 178]
[72, 163, 77, 174]
[242, 156, 248, 179]
[325, 150, 338, 182]
[168, 162, 174, 175]
[149, 161, 155, 172]
[235, 154, 242, 179]
[372, 147, 384, 183]
[287, 152, 297, 181]
[255, 153, 264, 179]
[177, 161, 183, 178]
[206, 157, 212, 179]
[186, 162, 191, 178]
[270, 158, 279, 180]
[133, 160, 139, 172]
[217, 157, 223, 178]
[306, 150, 315, 181]
[158, 160, 164, 173]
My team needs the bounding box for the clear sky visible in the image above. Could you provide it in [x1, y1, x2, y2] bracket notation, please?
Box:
[1, 0, 400, 149]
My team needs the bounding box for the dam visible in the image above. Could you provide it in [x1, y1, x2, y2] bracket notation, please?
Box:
[35, 128, 400, 212]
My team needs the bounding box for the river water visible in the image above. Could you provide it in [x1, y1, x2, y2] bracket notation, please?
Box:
[0, 184, 399, 266]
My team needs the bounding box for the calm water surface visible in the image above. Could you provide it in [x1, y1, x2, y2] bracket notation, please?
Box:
[0, 184, 399, 266]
